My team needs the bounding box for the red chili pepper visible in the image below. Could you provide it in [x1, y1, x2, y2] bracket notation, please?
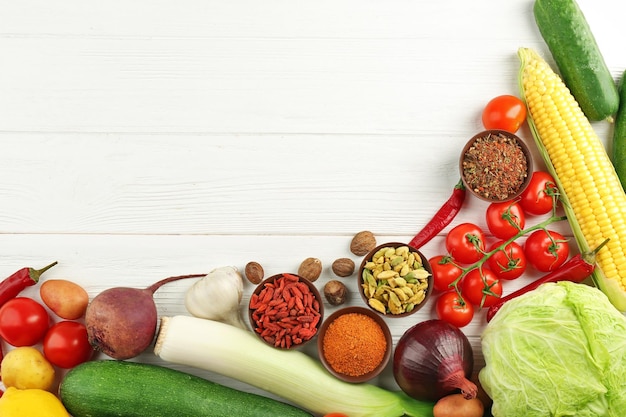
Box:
[0, 261, 58, 308]
[486, 239, 609, 322]
[0, 261, 58, 379]
[408, 179, 466, 250]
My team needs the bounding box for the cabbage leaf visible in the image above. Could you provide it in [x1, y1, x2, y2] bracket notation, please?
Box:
[479, 281, 626, 417]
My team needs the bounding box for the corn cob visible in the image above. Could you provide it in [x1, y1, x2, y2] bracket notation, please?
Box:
[518, 47, 626, 312]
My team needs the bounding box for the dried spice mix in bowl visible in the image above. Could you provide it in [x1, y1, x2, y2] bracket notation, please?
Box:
[460, 129, 533, 202]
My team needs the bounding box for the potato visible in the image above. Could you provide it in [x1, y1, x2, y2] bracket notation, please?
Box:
[40, 279, 89, 320]
[1, 346, 55, 391]
[433, 394, 484, 417]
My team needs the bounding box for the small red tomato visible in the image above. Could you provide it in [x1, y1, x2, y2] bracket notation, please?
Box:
[323, 414, 350, 417]
[429, 255, 464, 292]
[445, 223, 486, 264]
[482, 94, 527, 133]
[0, 297, 49, 346]
[43, 321, 94, 368]
[461, 268, 502, 308]
[519, 171, 558, 215]
[486, 201, 525, 240]
[524, 229, 570, 272]
[435, 291, 474, 328]
[487, 240, 527, 280]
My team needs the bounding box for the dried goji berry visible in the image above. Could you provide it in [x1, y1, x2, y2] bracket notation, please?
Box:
[250, 273, 322, 349]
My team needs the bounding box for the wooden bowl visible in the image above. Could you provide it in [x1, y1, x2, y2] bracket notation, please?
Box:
[248, 273, 324, 350]
[357, 242, 433, 318]
[460, 129, 533, 202]
[317, 306, 392, 383]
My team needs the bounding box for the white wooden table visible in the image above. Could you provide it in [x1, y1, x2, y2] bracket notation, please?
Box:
[1, 0, 623, 413]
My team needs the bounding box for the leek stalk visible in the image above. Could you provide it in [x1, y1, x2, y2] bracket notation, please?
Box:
[154, 315, 434, 417]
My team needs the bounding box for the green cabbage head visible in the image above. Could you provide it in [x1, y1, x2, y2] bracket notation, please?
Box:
[479, 281, 626, 417]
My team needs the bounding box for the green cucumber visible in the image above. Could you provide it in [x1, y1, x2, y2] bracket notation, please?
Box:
[59, 360, 313, 417]
[612, 70, 626, 191]
[533, 0, 618, 121]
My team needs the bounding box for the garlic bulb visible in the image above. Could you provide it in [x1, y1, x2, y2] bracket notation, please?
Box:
[184, 266, 247, 329]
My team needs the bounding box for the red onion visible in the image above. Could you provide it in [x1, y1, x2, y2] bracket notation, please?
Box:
[393, 319, 477, 402]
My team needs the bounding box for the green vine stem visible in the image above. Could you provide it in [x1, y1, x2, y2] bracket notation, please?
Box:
[444, 210, 568, 307]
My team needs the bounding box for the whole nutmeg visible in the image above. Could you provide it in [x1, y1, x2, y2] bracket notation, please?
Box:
[324, 280, 348, 305]
[350, 230, 376, 256]
[244, 261, 264, 284]
[332, 258, 355, 277]
[298, 257, 323, 282]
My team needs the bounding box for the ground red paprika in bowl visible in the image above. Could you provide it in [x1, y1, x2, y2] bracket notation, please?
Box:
[460, 129, 533, 202]
[248, 272, 324, 350]
[317, 306, 392, 383]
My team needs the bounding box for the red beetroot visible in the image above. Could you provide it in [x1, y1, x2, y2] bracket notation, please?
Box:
[85, 273, 204, 360]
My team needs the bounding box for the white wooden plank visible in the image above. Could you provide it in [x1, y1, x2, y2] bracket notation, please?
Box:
[0, 133, 473, 234]
[1, 1, 539, 39]
[0, 0, 539, 134]
[0, 132, 584, 237]
[0, 38, 535, 134]
[1, 1, 621, 135]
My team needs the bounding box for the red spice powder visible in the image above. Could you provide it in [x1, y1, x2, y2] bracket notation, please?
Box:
[322, 312, 387, 377]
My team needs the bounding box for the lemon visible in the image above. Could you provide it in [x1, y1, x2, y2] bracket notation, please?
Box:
[0, 387, 70, 417]
[0, 346, 55, 390]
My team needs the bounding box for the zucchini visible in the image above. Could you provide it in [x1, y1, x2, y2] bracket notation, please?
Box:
[613, 69, 626, 191]
[59, 360, 313, 417]
[533, 0, 618, 121]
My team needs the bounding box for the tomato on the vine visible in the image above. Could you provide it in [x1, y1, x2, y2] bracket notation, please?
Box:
[461, 268, 502, 308]
[445, 223, 486, 264]
[486, 200, 525, 240]
[43, 321, 94, 369]
[435, 291, 474, 328]
[519, 171, 558, 215]
[0, 297, 49, 346]
[524, 229, 569, 272]
[429, 255, 463, 292]
[482, 94, 527, 133]
[487, 240, 527, 280]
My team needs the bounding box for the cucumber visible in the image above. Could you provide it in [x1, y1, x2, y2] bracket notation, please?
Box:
[59, 360, 313, 417]
[533, 0, 618, 121]
[612, 70, 626, 191]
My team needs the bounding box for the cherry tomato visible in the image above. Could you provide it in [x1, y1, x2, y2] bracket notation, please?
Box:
[461, 268, 502, 308]
[524, 229, 570, 272]
[519, 171, 558, 215]
[486, 201, 525, 240]
[487, 240, 527, 280]
[482, 94, 527, 133]
[445, 223, 486, 264]
[0, 297, 49, 346]
[429, 255, 463, 292]
[323, 414, 350, 417]
[43, 321, 94, 369]
[435, 291, 474, 328]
